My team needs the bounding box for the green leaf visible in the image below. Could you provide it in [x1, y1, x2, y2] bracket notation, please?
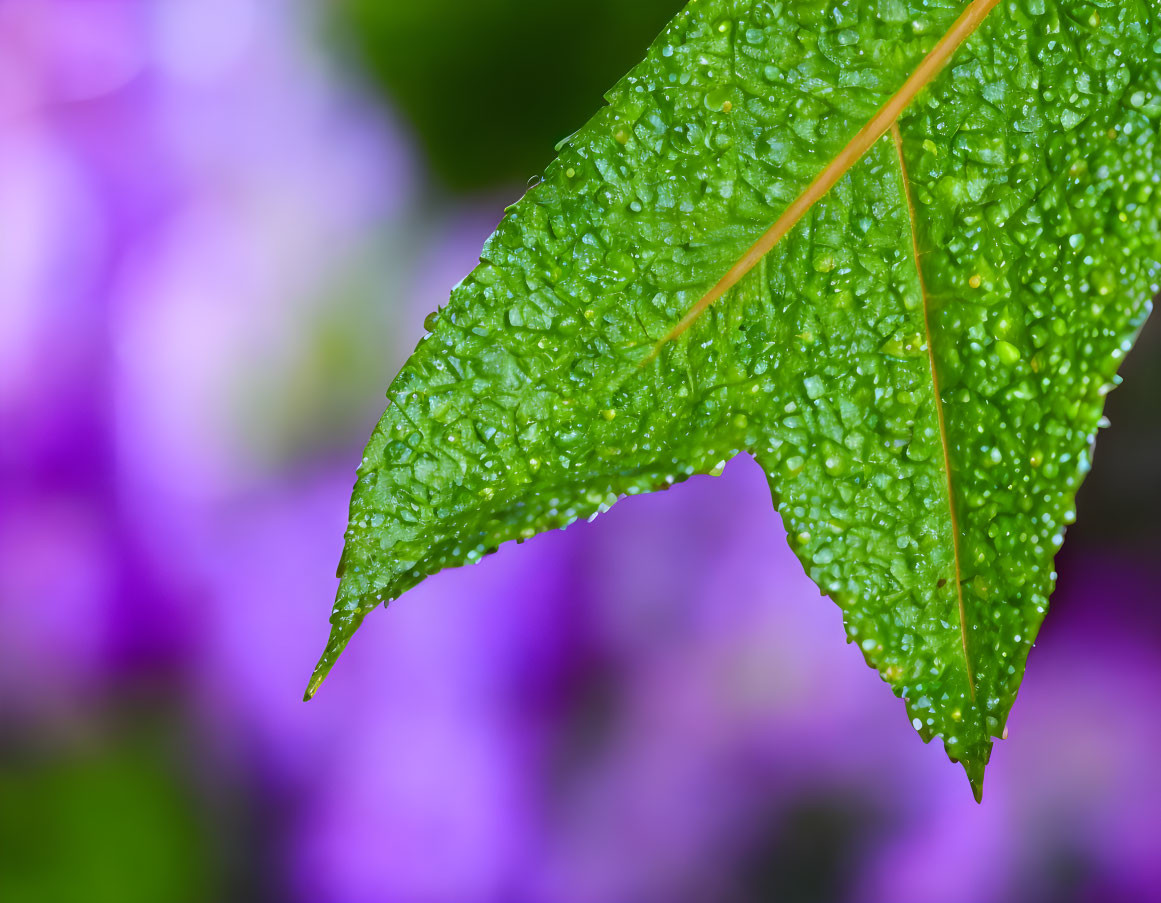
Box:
[308, 0, 1161, 798]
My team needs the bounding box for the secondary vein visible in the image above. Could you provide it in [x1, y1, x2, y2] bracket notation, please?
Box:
[891, 123, 976, 700]
[643, 0, 1002, 364]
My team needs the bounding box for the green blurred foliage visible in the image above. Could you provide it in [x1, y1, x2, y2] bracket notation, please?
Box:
[331, 0, 681, 190]
[0, 729, 216, 903]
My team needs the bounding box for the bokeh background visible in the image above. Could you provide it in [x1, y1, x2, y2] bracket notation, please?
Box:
[2, 1, 1160, 901]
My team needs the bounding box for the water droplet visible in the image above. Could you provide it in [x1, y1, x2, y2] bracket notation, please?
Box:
[704, 86, 732, 112]
[995, 340, 1021, 366]
[880, 332, 926, 358]
[825, 453, 848, 476]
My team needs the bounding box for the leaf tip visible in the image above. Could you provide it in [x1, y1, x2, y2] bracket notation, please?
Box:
[963, 759, 986, 804]
[303, 657, 331, 701]
[302, 670, 325, 702]
[302, 610, 365, 702]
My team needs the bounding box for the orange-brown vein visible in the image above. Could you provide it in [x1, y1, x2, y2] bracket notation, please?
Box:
[642, 0, 1002, 365]
[891, 123, 976, 700]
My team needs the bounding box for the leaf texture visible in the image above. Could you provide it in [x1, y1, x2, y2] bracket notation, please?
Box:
[307, 0, 1161, 797]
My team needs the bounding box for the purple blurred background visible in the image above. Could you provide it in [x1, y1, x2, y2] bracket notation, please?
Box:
[2, 2, 1159, 901]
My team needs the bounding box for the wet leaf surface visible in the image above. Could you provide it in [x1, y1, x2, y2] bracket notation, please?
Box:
[309, 0, 1161, 797]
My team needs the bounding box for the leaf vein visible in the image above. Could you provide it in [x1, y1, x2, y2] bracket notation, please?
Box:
[890, 122, 976, 701]
[642, 0, 1003, 364]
